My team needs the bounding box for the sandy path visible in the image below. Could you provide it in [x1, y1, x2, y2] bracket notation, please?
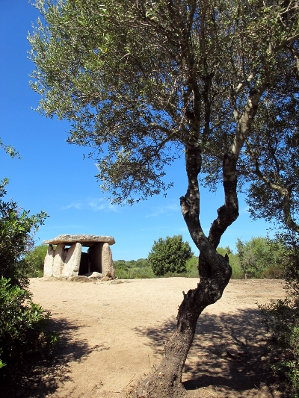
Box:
[16, 278, 286, 397]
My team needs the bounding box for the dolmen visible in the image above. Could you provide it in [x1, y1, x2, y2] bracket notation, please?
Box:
[43, 234, 115, 279]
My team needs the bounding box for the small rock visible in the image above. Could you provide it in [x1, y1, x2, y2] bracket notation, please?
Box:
[69, 276, 91, 282]
[85, 272, 103, 278]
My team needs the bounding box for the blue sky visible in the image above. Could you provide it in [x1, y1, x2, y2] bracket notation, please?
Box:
[0, 2, 276, 261]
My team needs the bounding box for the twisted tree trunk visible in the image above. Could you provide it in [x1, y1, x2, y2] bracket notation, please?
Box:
[136, 146, 237, 398]
[136, 87, 263, 398]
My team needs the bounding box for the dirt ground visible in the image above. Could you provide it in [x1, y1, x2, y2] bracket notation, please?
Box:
[3, 278, 287, 397]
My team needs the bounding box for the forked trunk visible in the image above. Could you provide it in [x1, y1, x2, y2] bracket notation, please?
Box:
[136, 257, 231, 398]
[136, 146, 236, 397]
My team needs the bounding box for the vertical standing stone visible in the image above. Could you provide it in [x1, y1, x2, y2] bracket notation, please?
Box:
[44, 244, 54, 277]
[53, 243, 66, 278]
[62, 242, 82, 277]
[101, 243, 115, 278]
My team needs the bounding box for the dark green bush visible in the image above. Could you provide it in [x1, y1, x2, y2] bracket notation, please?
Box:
[25, 244, 48, 278]
[0, 179, 47, 286]
[0, 179, 57, 372]
[260, 297, 299, 397]
[260, 234, 299, 397]
[148, 235, 193, 276]
[0, 277, 58, 368]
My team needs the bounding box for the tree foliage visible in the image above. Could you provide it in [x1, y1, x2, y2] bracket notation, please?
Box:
[236, 237, 284, 279]
[25, 244, 48, 278]
[148, 235, 193, 276]
[0, 139, 20, 160]
[29, 0, 298, 203]
[242, 80, 299, 233]
[217, 246, 243, 279]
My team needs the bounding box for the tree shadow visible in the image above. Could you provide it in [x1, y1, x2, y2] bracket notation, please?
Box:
[134, 308, 286, 396]
[0, 317, 109, 398]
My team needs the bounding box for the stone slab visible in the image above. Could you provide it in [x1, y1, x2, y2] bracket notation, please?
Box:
[62, 243, 82, 278]
[53, 243, 66, 278]
[101, 243, 115, 279]
[43, 234, 115, 246]
[44, 245, 55, 277]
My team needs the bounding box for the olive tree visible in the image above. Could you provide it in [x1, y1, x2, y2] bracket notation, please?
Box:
[28, 1, 299, 396]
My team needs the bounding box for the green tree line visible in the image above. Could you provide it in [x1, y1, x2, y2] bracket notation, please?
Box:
[30, 235, 286, 280]
[115, 236, 285, 280]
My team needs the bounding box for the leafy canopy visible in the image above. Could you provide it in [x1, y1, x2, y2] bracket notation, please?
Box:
[28, 0, 299, 206]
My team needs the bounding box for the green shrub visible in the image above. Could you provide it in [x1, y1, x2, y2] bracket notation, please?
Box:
[0, 145, 57, 374]
[148, 235, 193, 276]
[260, 234, 299, 396]
[185, 256, 199, 278]
[114, 259, 155, 279]
[0, 180, 57, 372]
[0, 179, 47, 286]
[0, 277, 58, 367]
[236, 237, 284, 279]
[262, 264, 284, 279]
[260, 297, 299, 396]
[25, 244, 48, 278]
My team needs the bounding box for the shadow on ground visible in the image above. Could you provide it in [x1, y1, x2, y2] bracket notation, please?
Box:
[134, 308, 286, 397]
[0, 317, 108, 398]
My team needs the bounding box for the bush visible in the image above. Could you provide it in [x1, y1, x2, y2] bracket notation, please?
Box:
[148, 235, 193, 276]
[236, 237, 284, 279]
[0, 179, 57, 373]
[260, 233, 299, 396]
[114, 258, 155, 279]
[0, 277, 58, 367]
[25, 244, 48, 278]
[260, 297, 299, 396]
[0, 143, 57, 375]
[0, 179, 47, 286]
[262, 264, 284, 279]
[184, 256, 199, 277]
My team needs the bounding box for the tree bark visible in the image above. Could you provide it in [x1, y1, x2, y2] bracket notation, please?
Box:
[136, 145, 237, 397]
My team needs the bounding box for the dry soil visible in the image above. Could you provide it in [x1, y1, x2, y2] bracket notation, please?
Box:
[4, 278, 288, 397]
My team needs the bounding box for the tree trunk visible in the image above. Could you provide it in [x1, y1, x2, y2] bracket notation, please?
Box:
[136, 146, 237, 397]
[136, 261, 231, 398]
